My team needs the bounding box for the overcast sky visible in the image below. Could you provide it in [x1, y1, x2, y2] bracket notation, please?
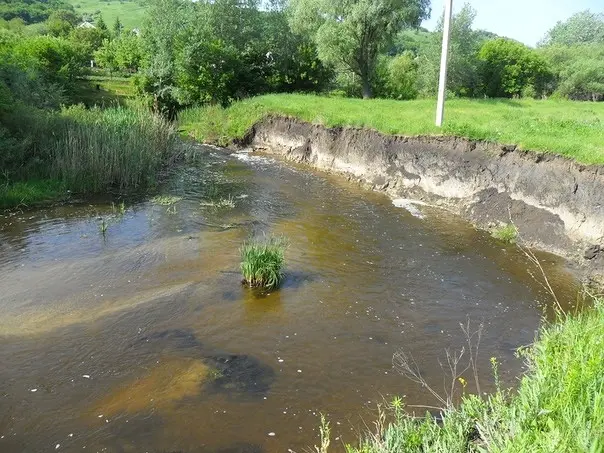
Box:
[423, 0, 604, 46]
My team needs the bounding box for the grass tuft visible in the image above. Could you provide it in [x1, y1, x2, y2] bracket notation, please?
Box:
[0, 179, 67, 209]
[491, 223, 518, 243]
[240, 235, 287, 290]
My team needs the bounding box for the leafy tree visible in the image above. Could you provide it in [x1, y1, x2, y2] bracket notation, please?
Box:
[46, 9, 79, 37]
[415, 3, 487, 97]
[112, 16, 123, 37]
[540, 43, 604, 101]
[69, 26, 108, 59]
[96, 15, 107, 32]
[0, 0, 75, 25]
[540, 10, 604, 46]
[288, 0, 430, 98]
[478, 38, 552, 98]
[374, 51, 418, 99]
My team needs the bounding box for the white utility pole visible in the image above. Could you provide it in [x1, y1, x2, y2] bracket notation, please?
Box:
[435, 0, 453, 127]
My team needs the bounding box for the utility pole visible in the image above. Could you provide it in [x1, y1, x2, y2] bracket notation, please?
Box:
[435, 0, 453, 127]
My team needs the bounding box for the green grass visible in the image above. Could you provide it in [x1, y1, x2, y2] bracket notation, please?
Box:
[67, 0, 147, 30]
[0, 179, 67, 209]
[491, 223, 518, 244]
[51, 105, 178, 193]
[342, 301, 604, 453]
[240, 236, 287, 290]
[72, 76, 137, 107]
[179, 94, 604, 165]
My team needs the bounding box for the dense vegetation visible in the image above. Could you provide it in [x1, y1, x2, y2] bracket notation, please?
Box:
[180, 94, 604, 164]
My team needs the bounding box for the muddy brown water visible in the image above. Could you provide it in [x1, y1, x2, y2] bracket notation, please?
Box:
[0, 147, 578, 453]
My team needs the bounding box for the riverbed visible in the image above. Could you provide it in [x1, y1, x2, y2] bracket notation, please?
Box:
[0, 146, 577, 452]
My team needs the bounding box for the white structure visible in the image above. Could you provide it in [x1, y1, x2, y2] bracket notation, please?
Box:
[78, 21, 96, 29]
[435, 0, 453, 127]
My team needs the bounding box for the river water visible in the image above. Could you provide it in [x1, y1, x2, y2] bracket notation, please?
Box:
[0, 147, 577, 452]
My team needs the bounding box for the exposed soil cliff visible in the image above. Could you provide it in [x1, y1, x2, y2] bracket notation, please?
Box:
[242, 116, 604, 283]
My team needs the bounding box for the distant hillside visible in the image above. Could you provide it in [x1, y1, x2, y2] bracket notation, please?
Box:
[67, 0, 147, 29]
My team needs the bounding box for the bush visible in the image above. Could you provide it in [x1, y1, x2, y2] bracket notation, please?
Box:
[240, 236, 287, 290]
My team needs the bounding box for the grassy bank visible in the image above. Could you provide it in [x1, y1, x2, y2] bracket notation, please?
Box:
[1, 105, 178, 209]
[179, 95, 604, 165]
[339, 302, 603, 453]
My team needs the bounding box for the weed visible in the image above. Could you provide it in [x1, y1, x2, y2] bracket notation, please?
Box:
[150, 195, 182, 206]
[491, 223, 518, 243]
[99, 217, 108, 235]
[240, 235, 287, 290]
[199, 195, 236, 209]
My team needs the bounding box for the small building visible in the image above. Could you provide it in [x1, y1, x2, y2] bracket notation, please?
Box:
[78, 21, 96, 29]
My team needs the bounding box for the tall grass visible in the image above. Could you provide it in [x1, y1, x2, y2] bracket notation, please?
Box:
[240, 236, 287, 290]
[179, 94, 604, 165]
[51, 106, 178, 193]
[343, 300, 604, 453]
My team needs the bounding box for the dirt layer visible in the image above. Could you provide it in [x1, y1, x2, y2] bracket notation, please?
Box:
[239, 116, 604, 283]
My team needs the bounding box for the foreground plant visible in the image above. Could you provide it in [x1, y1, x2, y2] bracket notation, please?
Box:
[343, 300, 604, 453]
[491, 223, 518, 243]
[240, 236, 287, 290]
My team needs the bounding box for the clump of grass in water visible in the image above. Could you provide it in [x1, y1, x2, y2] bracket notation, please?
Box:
[199, 195, 236, 209]
[150, 195, 182, 206]
[491, 223, 517, 243]
[240, 236, 287, 290]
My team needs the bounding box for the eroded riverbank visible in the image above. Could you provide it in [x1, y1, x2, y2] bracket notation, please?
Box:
[246, 116, 604, 284]
[0, 148, 578, 452]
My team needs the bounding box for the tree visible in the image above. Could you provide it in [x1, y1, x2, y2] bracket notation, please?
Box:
[96, 15, 108, 32]
[539, 43, 604, 101]
[46, 10, 79, 37]
[415, 3, 488, 97]
[288, 0, 430, 98]
[478, 38, 552, 98]
[112, 16, 123, 37]
[540, 10, 604, 47]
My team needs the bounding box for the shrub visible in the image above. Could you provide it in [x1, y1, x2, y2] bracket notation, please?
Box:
[240, 236, 287, 290]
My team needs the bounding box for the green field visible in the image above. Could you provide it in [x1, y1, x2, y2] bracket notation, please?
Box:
[68, 0, 147, 29]
[180, 94, 604, 165]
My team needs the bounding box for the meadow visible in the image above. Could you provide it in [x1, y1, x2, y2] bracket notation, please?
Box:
[180, 94, 604, 165]
[67, 0, 147, 29]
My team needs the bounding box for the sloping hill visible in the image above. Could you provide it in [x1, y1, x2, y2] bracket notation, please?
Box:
[68, 0, 147, 29]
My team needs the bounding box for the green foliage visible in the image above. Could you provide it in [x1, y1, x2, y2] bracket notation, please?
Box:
[345, 301, 604, 452]
[540, 43, 604, 101]
[491, 223, 517, 244]
[137, 0, 330, 113]
[540, 10, 604, 47]
[288, 0, 430, 98]
[0, 0, 75, 25]
[416, 4, 486, 97]
[0, 179, 66, 209]
[478, 38, 553, 98]
[50, 105, 177, 192]
[374, 52, 418, 100]
[11, 34, 88, 93]
[94, 33, 143, 74]
[46, 9, 79, 37]
[179, 94, 604, 165]
[240, 236, 287, 290]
